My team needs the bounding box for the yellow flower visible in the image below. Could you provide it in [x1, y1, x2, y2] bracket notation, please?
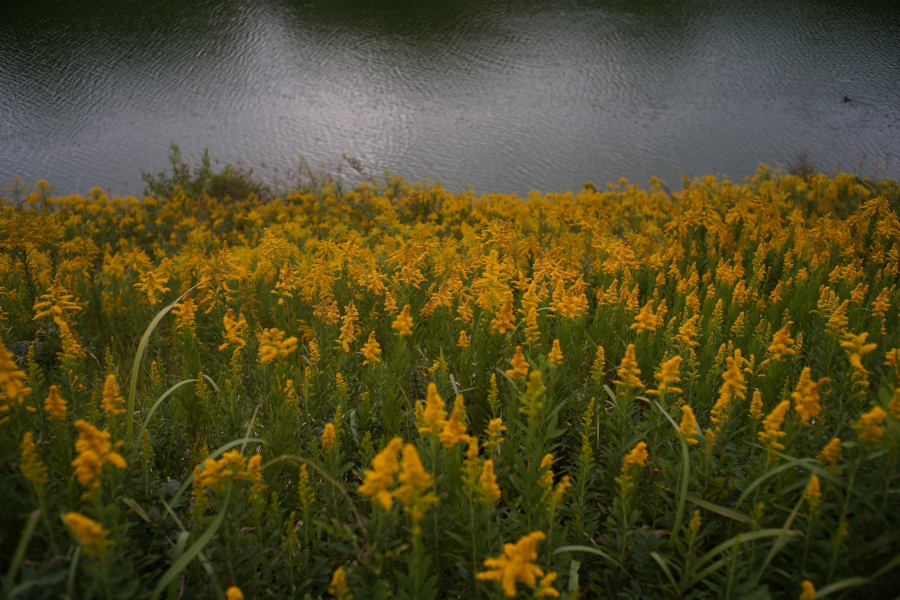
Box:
[805, 474, 822, 516]
[358, 437, 403, 510]
[172, 294, 197, 335]
[535, 572, 560, 598]
[506, 346, 530, 380]
[538, 453, 555, 490]
[329, 566, 352, 600]
[133, 269, 170, 305]
[490, 301, 516, 335]
[613, 344, 642, 389]
[20, 432, 48, 496]
[63, 512, 113, 556]
[758, 400, 790, 457]
[101, 374, 125, 415]
[591, 345, 606, 385]
[476, 531, 549, 597]
[791, 367, 829, 426]
[548, 339, 564, 365]
[748, 389, 763, 420]
[417, 383, 448, 435]
[361, 331, 381, 365]
[226, 587, 244, 600]
[840, 331, 877, 395]
[483, 418, 507, 452]
[675, 315, 699, 347]
[872, 286, 891, 318]
[322, 423, 336, 453]
[889, 389, 900, 419]
[647, 355, 683, 397]
[818, 437, 842, 470]
[854, 406, 887, 445]
[623, 441, 649, 470]
[1, 335, 31, 408]
[219, 309, 248, 351]
[336, 301, 359, 353]
[72, 420, 126, 491]
[799, 580, 815, 600]
[440, 394, 470, 447]
[392, 304, 414, 336]
[394, 443, 439, 522]
[44, 385, 67, 421]
[258, 328, 298, 363]
[710, 350, 747, 428]
[678, 405, 699, 445]
[766, 321, 795, 362]
[688, 510, 702, 537]
[457, 330, 470, 349]
[479, 459, 502, 503]
[297, 463, 315, 510]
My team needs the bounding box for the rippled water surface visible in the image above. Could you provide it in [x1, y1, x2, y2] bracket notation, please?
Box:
[2, 0, 899, 196]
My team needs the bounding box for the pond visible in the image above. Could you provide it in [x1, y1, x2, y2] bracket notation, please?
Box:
[2, 0, 899, 196]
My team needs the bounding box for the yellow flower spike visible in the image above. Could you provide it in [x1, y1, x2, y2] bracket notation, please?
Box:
[395, 443, 439, 523]
[336, 301, 360, 353]
[647, 355, 683, 397]
[748, 389, 764, 420]
[854, 406, 887, 445]
[884, 348, 900, 377]
[818, 437, 842, 470]
[590, 345, 606, 385]
[766, 321, 795, 362]
[219, 309, 248, 352]
[479, 459, 502, 503]
[329, 567, 352, 600]
[226, 586, 244, 600]
[71, 420, 126, 491]
[361, 331, 381, 365]
[613, 344, 642, 389]
[476, 531, 548, 597]
[519, 370, 545, 418]
[623, 441, 649, 471]
[489, 301, 516, 335]
[101, 374, 125, 416]
[358, 437, 403, 510]
[678, 405, 700, 445]
[322, 423, 336, 453]
[840, 331, 877, 395]
[392, 304, 414, 336]
[630, 300, 658, 334]
[548, 339, 564, 365]
[538, 453, 554, 490]
[418, 383, 448, 435]
[457, 330, 470, 349]
[483, 418, 507, 452]
[0, 335, 32, 407]
[133, 269, 170, 305]
[805, 475, 822, 516]
[258, 328, 298, 363]
[63, 512, 114, 556]
[20, 432, 48, 496]
[799, 580, 816, 600]
[710, 349, 747, 428]
[44, 385, 67, 421]
[506, 346, 529, 380]
[688, 510, 702, 537]
[172, 294, 198, 335]
[675, 315, 699, 347]
[791, 367, 829, 426]
[297, 463, 315, 510]
[440, 394, 470, 447]
[758, 400, 790, 458]
[889, 389, 900, 419]
[535, 572, 560, 598]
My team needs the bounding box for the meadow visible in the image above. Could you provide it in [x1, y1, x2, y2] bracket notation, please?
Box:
[1, 160, 899, 599]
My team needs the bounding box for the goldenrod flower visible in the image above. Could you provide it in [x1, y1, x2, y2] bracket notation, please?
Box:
[394, 443, 439, 522]
[758, 400, 790, 457]
[613, 344, 642, 389]
[804, 474, 822, 516]
[297, 463, 315, 510]
[535, 572, 560, 598]
[854, 406, 887, 445]
[20, 432, 48, 496]
[872, 286, 891, 318]
[548, 339, 564, 365]
[766, 321, 795, 362]
[329, 566, 352, 600]
[889, 389, 900, 419]
[258, 328, 298, 363]
[678, 405, 699, 445]
[361, 331, 381, 365]
[336, 301, 359, 353]
[72, 420, 126, 491]
[479, 459, 502, 503]
[219, 309, 248, 351]
[483, 418, 507, 451]
[358, 437, 403, 510]
[226, 587, 244, 600]
[134, 269, 170, 305]
[825, 300, 849, 335]
[688, 510, 702, 537]
[172, 294, 197, 334]
[623, 441, 649, 470]
[791, 367, 828, 426]
[506, 346, 529, 380]
[630, 301, 657, 334]
[818, 437, 842, 470]
[417, 383, 448, 435]
[884, 348, 900, 378]
[476, 531, 549, 597]
[440, 394, 470, 447]
[392, 304, 414, 336]
[799, 580, 815, 600]
[322, 423, 336, 453]
[1, 335, 31, 408]
[710, 350, 747, 428]
[490, 301, 516, 335]
[457, 330, 470, 349]
[840, 331, 877, 395]
[647, 355, 683, 397]
[675, 315, 699, 347]
[590, 345, 606, 385]
[538, 453, 555, 490]
[44, 385, 67, 421]
[748, 389, 763, 420]
[101, 374, 125, 415]
[63, 512, 113, 556]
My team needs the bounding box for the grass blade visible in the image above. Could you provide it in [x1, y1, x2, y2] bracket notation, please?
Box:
[653, 401, 691, 545]
[133, 378, 196, 450]
[2, 510, 40, 599]
[553, 545, 615, 564]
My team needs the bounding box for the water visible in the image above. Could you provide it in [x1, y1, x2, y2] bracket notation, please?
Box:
[2, 0, 899, 197]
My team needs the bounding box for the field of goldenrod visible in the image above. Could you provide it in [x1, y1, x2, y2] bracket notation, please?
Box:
[1, 165, 899, 599]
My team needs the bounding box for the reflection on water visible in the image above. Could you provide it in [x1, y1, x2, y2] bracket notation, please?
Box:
[1, 0, 898, 196]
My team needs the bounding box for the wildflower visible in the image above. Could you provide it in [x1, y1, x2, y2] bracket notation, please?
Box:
[675, 315, 699, 347]
[710, 349, 747, 428]
[44, 385, 67, 421]
[825, 300, 849, 335]
[519, 370, 545, 418]
[258, 328, 298, 363]
[506, 346, 529, 380]
[539, 453, 555, 490]
[20, 432, 48, 496]
[631, 301, 657, 334]
[101, 374, 125, 415]
[392, 304, 414, 336]
[361, 331, 381, 365]
[297, 463, 315, 510]
[623, 441, 649, 470]
[63, 512, 113, 556]
[799, 580, 815, 600]
[483, 418, 507, 451]
[766, 321, 795, 362]
[647, 355, 683, 397]
[535, 572, 560, 598]
[226, 587, 244, 600]
[840, 331, 877, 395]
[172, 294, 197, 334]
[336, 302, 360, 353]
[322, 423, 336, 453]
[590, 345, 606, 385]
[417, 383, 448, 435]
[749, 390, 763, 419]
[329, 567, 352, 600]
[440, 394, 470, 447]
[134, 269, 170, 305]
[872, 286, 891, 318]
[479, 459, 502, 503]
[688, 510, 702, 537]
[548, 339, 564, 365]
[791, 367, 829, 426]
[889, 389, 900, 419]
[758, 400, 790, 458]
[476, 531, 551, 597]
[805, 475, 822, 516]
[457, 330, 469, 349]
[218, 309, 248, 351]
[72, 420, 126, 491]
[394, 443, 439, 522]
[613, 344, 642, 389]
[358, 437, 403, 510]
[678, 405, 699, 445]
[1, 336, 31, 409]
[854, 406, 887, 445]
[818, 437, 842, 470]
[490, 301, 516, 335]
[335, 373, 346, 390]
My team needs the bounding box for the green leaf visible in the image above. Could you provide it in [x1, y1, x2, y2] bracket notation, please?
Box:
[2, 510, 40, 599]
[687, 495, 750, 523]
[553, 545, 615, 564]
